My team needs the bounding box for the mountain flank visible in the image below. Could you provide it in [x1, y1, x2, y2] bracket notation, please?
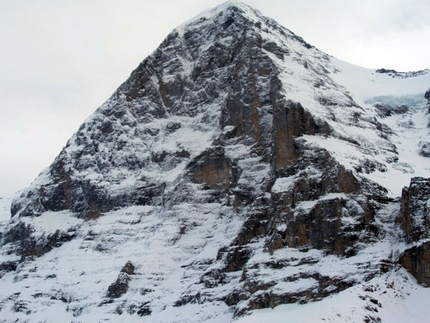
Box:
[1, 1, 430, 322]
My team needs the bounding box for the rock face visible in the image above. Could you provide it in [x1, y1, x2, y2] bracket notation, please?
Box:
[1, 1, 430, 322]
[420, 89, 430, 156]
[399, 242, 430, 287]
[400, 177, 430, 242]
[399, 178, 430, 286]
[107, 261, 135, 299]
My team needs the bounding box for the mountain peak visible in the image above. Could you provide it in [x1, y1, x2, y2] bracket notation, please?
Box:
[188, 0, 255, 18]
[174, 0, 259, 37]
[1, 2, 430, 322]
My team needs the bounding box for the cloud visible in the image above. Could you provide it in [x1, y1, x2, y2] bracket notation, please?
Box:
[378, 0, 430, 32]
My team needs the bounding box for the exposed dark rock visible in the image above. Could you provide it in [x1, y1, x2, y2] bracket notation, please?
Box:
[225, 288, 252, 307]
[0, 261, 18, 276]
[1, 221, 77, 260]
[136, 303, 152, 316]
[399, 241, 430, 286]
[173, 291, 211, 307]
[107, 261, 135, 299]
[398, 178, 430, 285]
[126, 302, 152, 316]
[425, 88, 430, 104]
[262, 40, 288, 59]
[121, 261, 135, 275]
[400, 177, 430, 242]
[224, 246, 253, 272]
[232, 272, 356, 317]
[272, 100, 330, 169]
[420, 90, 430, 156]
[280, 193, 375, 256]
[374, 103, 409, 118]
[354, 159, 388, 174]
[271, 148, 359, 214]
[187, 148, 237, 192]
[233, 210, 271, 246]
[13, 300, 30, 314]
[420, 144, 430, 158]
[376, 68, 428, 79]
[107, 274, 129, 298]
[376, 68, 397, 74]
[200, 269, 227, 288]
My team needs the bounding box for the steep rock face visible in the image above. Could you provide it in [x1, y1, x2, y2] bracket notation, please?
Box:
[419, 89, 430, 157]
[272, 100, 330, 169]
[425, 88, 430, 104]
[399, 177, 430, 286]
[1, 2, 430, 321]
[187, 148, 238, 192]
[400, 177, 430, 242]
[10, 3, 286, 220]
[399, 242, 430, 287]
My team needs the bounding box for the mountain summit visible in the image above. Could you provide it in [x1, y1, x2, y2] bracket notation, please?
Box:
[1, 2, 430, 322]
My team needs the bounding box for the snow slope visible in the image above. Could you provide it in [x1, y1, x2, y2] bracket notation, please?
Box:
[0, 205, 243, 322]
[1, 201, 428, 323]
[329, 59, 430, 196]
[236, 269, 430, 323]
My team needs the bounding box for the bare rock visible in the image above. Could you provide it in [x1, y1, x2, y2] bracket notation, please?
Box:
[400, 177, 430, 242]
[107, 261, 135, 299]
[399, 241, 430, 286]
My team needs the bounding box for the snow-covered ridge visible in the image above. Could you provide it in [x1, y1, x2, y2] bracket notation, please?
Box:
[331, 58, 430, 104]
[376, 68, 430, 79]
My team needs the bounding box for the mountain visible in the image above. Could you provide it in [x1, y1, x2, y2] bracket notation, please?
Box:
[1, 1, 430, 322]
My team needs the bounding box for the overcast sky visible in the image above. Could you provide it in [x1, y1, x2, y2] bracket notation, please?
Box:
[1, 0, 429, 198]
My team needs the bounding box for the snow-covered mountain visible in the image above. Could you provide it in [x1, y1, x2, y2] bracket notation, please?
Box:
[1, 1, 430, 322]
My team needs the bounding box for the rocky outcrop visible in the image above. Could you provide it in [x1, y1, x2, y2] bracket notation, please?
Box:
[374, 103, 409, 118]
[420, 89, 430, 156]
[281, 195, 375, 256]
[187, 148, 238, 192]
[399, 241, 430, 286]
[272, 100, 330, 169]
[1, 221, 77, 260]
[398, 177, 430, 286]
[400, 177, 430, 242]
[107, 261, 135, 299]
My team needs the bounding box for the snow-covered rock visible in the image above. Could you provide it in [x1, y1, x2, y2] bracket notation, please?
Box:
[1, 1, 430, 322]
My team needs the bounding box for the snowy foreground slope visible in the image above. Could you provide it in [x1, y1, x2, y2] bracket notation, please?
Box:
[1, 1, 430, 322]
